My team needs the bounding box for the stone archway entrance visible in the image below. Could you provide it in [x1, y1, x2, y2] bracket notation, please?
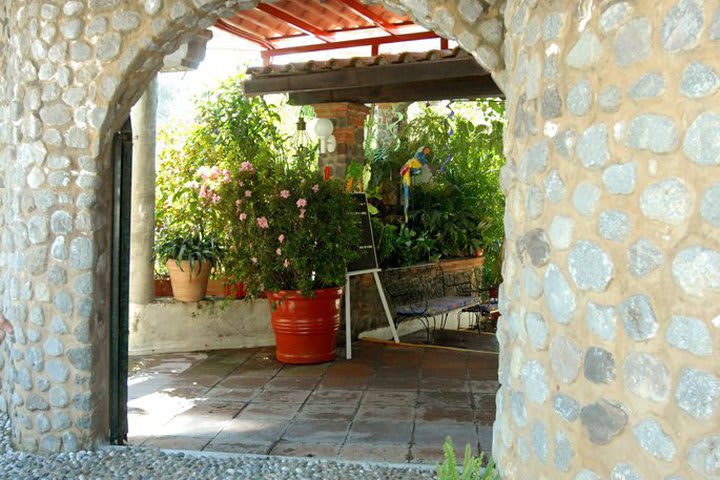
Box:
[108, 1, 507, 463]
[1, 1, 720, 479]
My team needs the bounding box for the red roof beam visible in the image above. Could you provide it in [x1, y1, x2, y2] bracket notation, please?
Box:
[214, 19, 276, 50]
[261, 30, 440, 61]
[333, 0, 401, 34]
[256, 3, 334, 43]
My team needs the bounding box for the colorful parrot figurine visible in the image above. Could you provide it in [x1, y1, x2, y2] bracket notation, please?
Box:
[400, 146, 431, 222]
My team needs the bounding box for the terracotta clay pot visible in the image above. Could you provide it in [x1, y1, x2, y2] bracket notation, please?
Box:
[166, 259, 212, 302]
[266, 288, 343, 364]
[154, 278, 173, 297]
[206, 279, 246, 299]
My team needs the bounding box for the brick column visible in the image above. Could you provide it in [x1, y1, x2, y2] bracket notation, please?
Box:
[312, 103, 370, 179]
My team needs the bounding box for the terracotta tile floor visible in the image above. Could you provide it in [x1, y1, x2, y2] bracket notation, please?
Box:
[127, 340, 499, 464]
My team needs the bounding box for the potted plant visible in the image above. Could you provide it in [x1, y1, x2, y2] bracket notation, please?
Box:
[154, 230, 224, 302]
[207, 157, 360, 364]
[155, 74, 286, 301]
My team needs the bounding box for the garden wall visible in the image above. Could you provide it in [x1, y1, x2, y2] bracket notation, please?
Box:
[128, 298, 274, 356]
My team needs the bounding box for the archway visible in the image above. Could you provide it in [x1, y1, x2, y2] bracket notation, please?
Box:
[2, 1, 718, 479]
[99, 0, 507, 464]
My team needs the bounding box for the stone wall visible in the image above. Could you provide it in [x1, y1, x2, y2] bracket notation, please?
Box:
[0, 0, 504, 454]
[495, 1, 720, 479]
[0, 1, 717, 478]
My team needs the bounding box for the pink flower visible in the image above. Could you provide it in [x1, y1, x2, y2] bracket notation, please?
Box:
[238, 180, 244, 187]
[223, 169, 232, 182]
[299, 208, 306, 219]
[211, 194, 221, 204]
[296, 198, 307, 208]
[251, 257, 258, 264]
[312, 184, 319, 193]
[278, 234, 285, 243]
[280, 190, 290, 199]
[235, 199, 242, 207]
[257, 217, 269, 229]
[239, 213, 247, 221]
[276, 248, 282, 256]
[210, 166, 220, 180]
[197, 166, 211, 180]
[240, 161, 255, 172]
[199, 184, 208, 199]
[284, 259, 290, 268]
[245, 190, 252, 198]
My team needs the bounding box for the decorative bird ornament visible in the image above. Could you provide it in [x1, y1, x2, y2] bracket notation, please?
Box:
[400, 146, 431, 222]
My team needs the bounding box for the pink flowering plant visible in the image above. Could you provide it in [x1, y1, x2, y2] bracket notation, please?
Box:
[207, 160, 360, 298]
[155, 74, 284, 273]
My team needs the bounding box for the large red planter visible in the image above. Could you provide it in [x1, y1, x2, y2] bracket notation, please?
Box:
[266, 288, 343, 364]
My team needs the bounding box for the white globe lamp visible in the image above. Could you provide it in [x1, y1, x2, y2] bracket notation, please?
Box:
[312, 118, 336, 154]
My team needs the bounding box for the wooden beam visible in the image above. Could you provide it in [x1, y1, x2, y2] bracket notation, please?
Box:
[245, 56, 487, 95]
[256, 3, 334, 43]
[260, 31, 439, 62]
[287, 76, 504, 104]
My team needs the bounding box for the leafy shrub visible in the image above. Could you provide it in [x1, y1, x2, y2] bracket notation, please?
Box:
[364, 100, 505, 284]
[155, 73, 286, 274]
[436, 437, 500, 480]
[205, 159, 360, 297]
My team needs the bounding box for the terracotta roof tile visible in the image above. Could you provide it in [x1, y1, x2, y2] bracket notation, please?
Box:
[247, 47, 469, 78]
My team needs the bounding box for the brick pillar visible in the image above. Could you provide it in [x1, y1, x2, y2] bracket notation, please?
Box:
[312, 103, 370, 179]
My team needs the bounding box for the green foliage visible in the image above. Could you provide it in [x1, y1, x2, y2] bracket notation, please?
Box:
[436, 437, 500, 480]
[206, 159, 360, 298]
[364, 100, 506, 285]
[154, 231, 224, 272]
[155, 73, 286, 273]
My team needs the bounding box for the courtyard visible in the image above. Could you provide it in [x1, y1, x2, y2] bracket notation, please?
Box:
[127, 340, 498, 465]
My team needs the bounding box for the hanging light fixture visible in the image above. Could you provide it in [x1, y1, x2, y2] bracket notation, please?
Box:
[292, 116, 311, 151]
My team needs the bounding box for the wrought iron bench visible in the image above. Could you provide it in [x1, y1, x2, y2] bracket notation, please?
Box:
[384, 263, 481, 343]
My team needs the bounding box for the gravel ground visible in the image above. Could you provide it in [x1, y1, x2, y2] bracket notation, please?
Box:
[0, 414, 436, 480]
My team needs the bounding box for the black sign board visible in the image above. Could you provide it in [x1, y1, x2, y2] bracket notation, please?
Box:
[347, 193, 379, 274]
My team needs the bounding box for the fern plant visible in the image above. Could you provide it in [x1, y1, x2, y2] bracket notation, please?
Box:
[436, 437, 500, 480]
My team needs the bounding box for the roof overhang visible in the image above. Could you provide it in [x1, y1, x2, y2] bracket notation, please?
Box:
[244, 48, 503, 104]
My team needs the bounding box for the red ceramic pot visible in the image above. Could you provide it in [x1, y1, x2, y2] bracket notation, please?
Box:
[266, 288, 343, 364]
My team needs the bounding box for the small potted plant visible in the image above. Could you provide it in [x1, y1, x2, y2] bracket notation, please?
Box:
[207, 157, 360, 364]
[154, 229, 224, 302]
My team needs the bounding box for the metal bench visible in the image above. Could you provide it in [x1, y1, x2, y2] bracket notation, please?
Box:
[384, 263, 481, 343]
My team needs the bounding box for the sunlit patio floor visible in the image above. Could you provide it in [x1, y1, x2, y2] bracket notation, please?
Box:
[127, 339, 499, 465]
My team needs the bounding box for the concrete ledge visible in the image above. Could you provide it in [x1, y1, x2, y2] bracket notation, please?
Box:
[129, 298, 275, 355]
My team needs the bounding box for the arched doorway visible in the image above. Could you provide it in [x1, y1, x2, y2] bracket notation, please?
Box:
[3, 2, 716, 478]
[100, 0, 506, 464]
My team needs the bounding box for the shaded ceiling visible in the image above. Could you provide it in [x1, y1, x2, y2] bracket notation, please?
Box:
[215, 0, 442, 63]
[217, 1, 502, 104]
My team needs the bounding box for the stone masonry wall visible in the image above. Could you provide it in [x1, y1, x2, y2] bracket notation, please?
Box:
[495, 1, 720, 479]
[1, 0, 717, 477]
[0, 0, 505, 454]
